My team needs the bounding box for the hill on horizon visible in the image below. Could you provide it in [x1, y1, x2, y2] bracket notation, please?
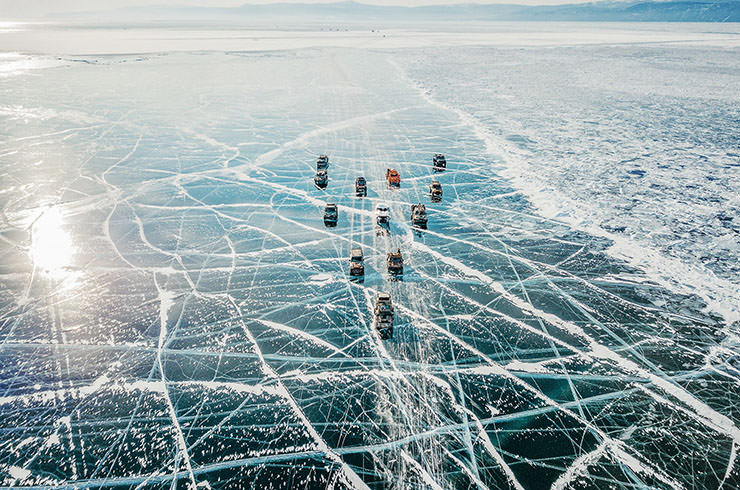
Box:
[47, 0, 740, 23]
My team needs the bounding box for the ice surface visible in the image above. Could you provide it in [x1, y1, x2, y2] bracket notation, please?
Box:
[1, 24, 740, 490]
[398, 43, 740, 324]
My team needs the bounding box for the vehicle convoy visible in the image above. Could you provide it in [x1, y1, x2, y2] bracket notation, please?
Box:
[349, 247, 364, 277]
[411, 204, 428, 227]
[323, 203, 338, 226]
[387, 249, 404, 275]
[430, 180, 442, 202]
[316, 154, 329, 170]
[433, 153, 447, 172]
[374, 292, 394, 339]
[314, 170, 328, 189]
[376, 203, 390, 225]
[386, 169, 400, 188]
[355, 176, 367, 197]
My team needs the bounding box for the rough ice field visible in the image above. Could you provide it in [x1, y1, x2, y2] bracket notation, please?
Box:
[1, 43, 740, 489]
[399, 43, 740, 324]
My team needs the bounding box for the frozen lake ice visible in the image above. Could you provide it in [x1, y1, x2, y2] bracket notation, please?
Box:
[1, 22, 739, 490]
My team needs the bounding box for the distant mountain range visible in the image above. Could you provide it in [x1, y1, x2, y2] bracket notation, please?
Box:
[52, 0, 740, 23]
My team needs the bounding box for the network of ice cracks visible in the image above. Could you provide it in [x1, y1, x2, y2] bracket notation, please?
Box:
[0, 49, 739, 490]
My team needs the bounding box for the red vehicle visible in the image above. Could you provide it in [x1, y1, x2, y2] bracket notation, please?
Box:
[386, 169, 400, 187]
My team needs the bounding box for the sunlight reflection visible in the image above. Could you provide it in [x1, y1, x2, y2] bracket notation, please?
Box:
[0, 22, 25, 33]
[31, 207, 75, 277]
[0, 53, 64, 78]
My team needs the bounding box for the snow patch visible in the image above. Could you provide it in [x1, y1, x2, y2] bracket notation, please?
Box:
[504, 360, 551, 373]
[308, 272, 334, 285]
[8, 466, 31, 480]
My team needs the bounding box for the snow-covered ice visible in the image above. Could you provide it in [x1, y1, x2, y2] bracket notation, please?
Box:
[1, 22, 739, 490]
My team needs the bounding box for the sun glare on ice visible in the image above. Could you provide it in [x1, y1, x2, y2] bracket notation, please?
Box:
[31, 207, 74, 276]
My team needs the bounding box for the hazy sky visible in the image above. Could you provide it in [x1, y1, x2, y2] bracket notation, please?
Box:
[1, 0, 596, 19]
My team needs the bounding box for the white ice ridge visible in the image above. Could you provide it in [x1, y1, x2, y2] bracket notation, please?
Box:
[249, 107, 414, 170]
[153, 276, 197, 490]
[226, 297, 371, 490]
[390, 57, 740, 326]
[225, 91, 736, 484]
[3, 46, 739, 489]
[408, 229, 740, 442]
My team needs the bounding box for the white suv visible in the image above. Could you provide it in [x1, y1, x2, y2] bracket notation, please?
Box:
[375, 203, 390, 225]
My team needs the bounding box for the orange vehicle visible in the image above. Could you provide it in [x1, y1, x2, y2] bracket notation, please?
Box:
[386, 168, 400, 187]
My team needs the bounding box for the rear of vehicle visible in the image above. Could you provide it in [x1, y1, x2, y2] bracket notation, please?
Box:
[411, 204, 428, 226]
[375, 203, 390, 225]
[316, 154, 329, 170]
[386, 169, 400, 187]
[386, 250, 403, 275]
[323, 203, 338, 226]
[433, 153, 446, 172]
[355, 176, 367, 197]
[349, 247, 364, 276]
[374, 292, 394, 339]
[314, 170, 328, 188]
[430, 181, 442, 201]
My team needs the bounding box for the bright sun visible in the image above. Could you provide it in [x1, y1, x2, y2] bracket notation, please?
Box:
[31, 207, 74, 275]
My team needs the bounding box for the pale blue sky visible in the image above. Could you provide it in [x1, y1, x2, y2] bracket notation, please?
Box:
[2, 0, 600, 19]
